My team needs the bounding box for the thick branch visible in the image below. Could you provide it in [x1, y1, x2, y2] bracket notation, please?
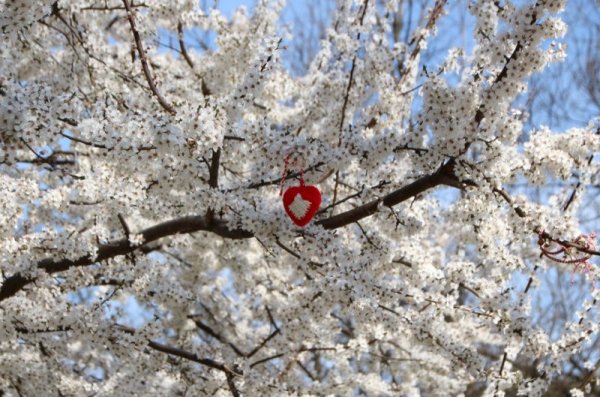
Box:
[0, 162, 458, 301]
[317, 160, 459, 229]
[0, 217, 251, 301]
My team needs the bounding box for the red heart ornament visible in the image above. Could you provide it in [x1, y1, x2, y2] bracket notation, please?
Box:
[282, 185, 321, 227]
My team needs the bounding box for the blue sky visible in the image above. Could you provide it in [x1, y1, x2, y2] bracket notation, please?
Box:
[209, 0, 598, 132]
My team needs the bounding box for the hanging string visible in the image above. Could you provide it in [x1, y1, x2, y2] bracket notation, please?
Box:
[279, 151, 305, 196]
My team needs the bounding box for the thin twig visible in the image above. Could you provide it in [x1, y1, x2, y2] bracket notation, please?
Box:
[115, 324, 241, 375]
[80, 3, 149, 11]
[229, 162, 324, 192]
[188, 316, 245, 357]
[355, 221, 380, 249]
[563, 127, 599, 211]
[60, 132, 108, 149]
[296, 360, 317, 381]
[499, 352, 507, 375]
[206, 148, 221, 224]
[320, 181, 390, 215]
[332, 0, 370, 216]
[122, 0, 175, 114]
[249, 353, 285, 368]
[246, 329, 281, 359]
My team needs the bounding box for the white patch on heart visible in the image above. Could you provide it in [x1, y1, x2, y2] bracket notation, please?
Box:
[289, 194, 312, 219]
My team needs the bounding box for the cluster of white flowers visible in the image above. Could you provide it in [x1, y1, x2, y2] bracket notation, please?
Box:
[0, 0, 53, 37]
[0, 0, 598, 395]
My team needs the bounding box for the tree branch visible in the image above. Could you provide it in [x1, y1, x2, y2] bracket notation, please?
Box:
[229, 162, 325, 192]
[317, 160, 460, 229]
[0, 161, 460, 301]
[206, 148, 221, 224]
[114, 324, 241, 374]
[208, 149, 221, 189]
[122, 0, 176, 114]
[177, 22, 195, 69]
[332, 0, 370, 215]
[0, 217, 250, 301]
[563, 127, 599, 211]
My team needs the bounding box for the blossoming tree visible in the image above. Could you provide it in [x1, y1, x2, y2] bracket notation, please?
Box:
[0, 0, 598, 395]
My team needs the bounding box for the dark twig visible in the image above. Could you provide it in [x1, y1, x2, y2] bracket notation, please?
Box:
[16, 322, 242, 380]
[318, 180, 389, 215]
[499, 352, 507, 375]
[274, 239, 301, 259]
[537, 231, 600, 257]
[492, 187, 527, 218]
[118, 213, 137, 265]
[476, 170, 600, 258]
[397, 0, 447, 85]
[250, 353, 285, 368]
[246, 328, 281, 358]
[208, 149, 221, 189]
[355, 221, 379, 249]
[230, 162, 325, 192]
[337, 0, 369, 137]
[332, 0, 370, 215]
[296, 360, 317, 381]
[19, 138, 53, 168]
[563, 127, 599, 211]
[60, 131, 155, 152]
[17, 156, 75, 166]
[0, 216, 251, 301]
[317, 160, 461, 229]
[57, 116, 79, 126]
[266, 306, 279, 331]
[177, 22, 195, 69]
[578, 360, 600, 389]
[117, 213, 131, 236]
[122, 0, 176, 114]
[80, 3, 148, 11]
[224, 135, 245, 141]
[60, 132, 108, 149]
[188, 316, 246, 357]
[115, 324, 241, 376]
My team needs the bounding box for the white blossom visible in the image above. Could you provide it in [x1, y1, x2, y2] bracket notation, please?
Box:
[0, 0, 597, 395]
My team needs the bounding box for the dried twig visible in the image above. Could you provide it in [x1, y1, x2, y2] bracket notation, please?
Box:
[177, 22, 195, 69]
[332, 0, 370, 216]
[122, 0, 176, 114]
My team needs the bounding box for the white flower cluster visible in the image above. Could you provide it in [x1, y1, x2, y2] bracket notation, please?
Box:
[0, 0, 597, 396]
[0, 0, 53, 36]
